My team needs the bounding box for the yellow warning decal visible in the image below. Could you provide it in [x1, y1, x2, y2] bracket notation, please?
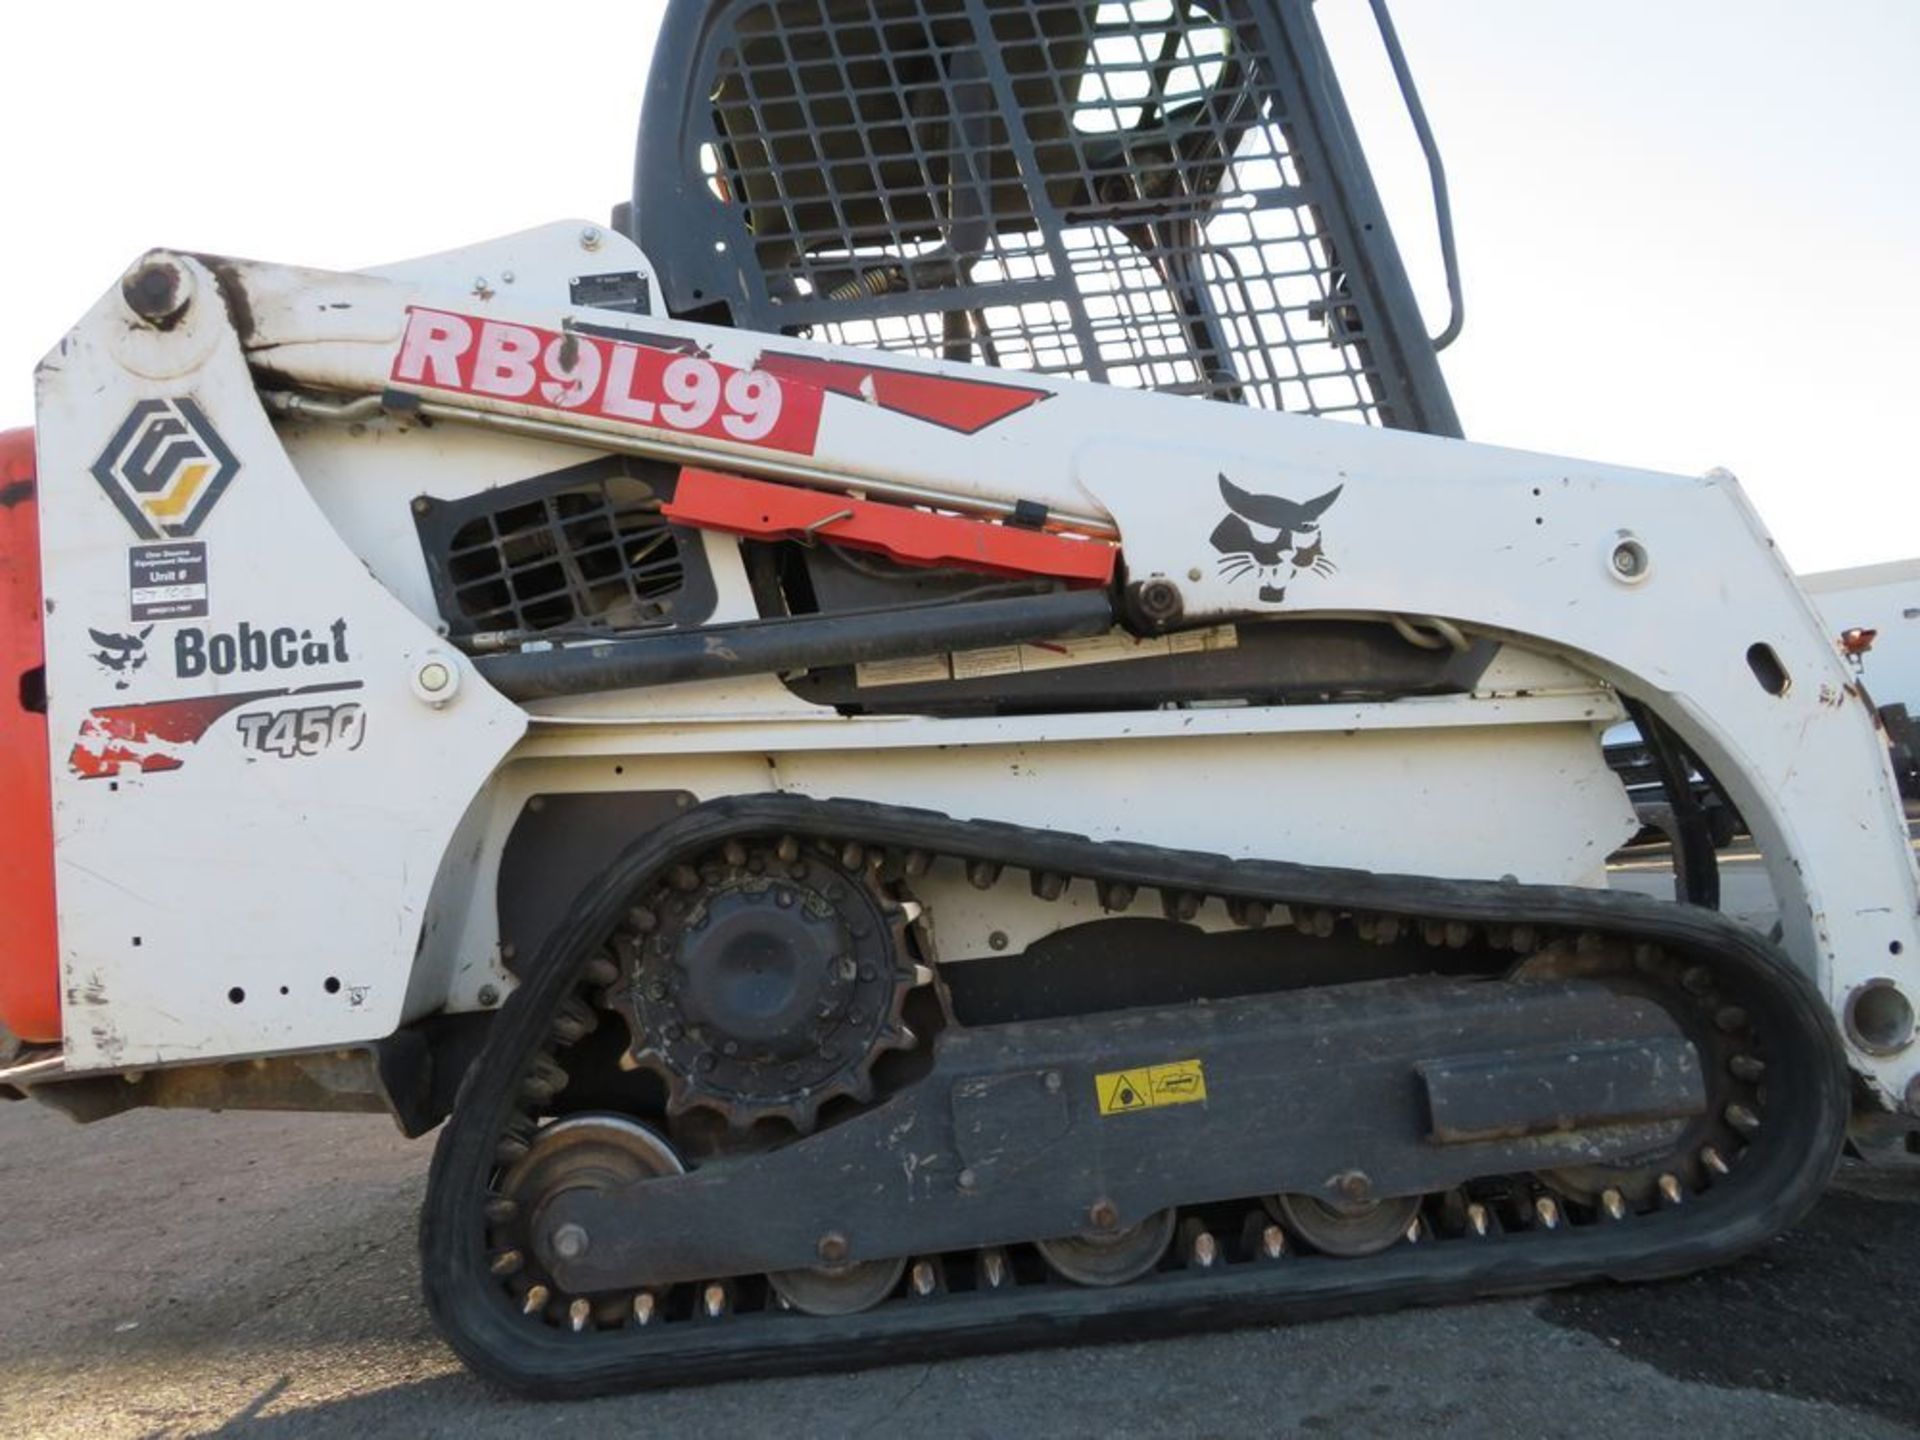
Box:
[1095, 1059, 1208, 1116]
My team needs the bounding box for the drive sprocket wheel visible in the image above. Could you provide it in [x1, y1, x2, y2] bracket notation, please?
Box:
[609, 836, 918, 1131]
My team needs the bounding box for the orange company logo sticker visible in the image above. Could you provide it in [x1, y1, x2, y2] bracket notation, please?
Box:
[390, 307, 826, 455]
[89, 398, 240, 540]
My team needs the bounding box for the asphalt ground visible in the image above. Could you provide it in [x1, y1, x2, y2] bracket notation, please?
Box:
[4, 840, 1918, 1438]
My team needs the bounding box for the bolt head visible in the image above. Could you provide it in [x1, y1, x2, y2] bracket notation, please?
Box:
[551, 1223, 590, 1260]
[1608, 536, 1651, 583]
[477, 984, 500, 1007]
[412, 652, 462, 707]
[1088, 1198, 1119, 1230]
[580, 225, 604, 251]
[817, 1231, 850, 1263]
[1133, 577, 1183, 625]
[120, 255, 193, 328]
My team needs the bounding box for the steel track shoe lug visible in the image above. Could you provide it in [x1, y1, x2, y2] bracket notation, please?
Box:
[490, 1249, 524, 1277]
[979, 1248, 1011, 1290]
[1030, 870, 1067, 901]
[1179, 1218, 1219, 1269]
[1161, 889, 1201, 921]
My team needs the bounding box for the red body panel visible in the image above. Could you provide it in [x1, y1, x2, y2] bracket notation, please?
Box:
[0, 427, 59, 1043]
[663, 468, 1117, 585]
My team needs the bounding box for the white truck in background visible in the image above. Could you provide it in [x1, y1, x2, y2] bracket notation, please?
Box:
[1606, 559, 1920, 843]
[1804, 560, 1920, 798]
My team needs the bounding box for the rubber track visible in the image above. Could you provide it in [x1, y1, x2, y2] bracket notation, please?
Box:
[421, 795, 1849, 1397]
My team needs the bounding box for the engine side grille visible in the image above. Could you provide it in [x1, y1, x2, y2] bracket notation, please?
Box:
[415, 459, 715, 642]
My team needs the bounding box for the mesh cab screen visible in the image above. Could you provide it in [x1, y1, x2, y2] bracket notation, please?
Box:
[636, 0, 1457, 434]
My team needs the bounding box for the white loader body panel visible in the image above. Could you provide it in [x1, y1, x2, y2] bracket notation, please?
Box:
[26, 223, 1920, 1108]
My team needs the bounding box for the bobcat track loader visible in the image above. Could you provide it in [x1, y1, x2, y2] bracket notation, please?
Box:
[3, 0, 1915, 1396]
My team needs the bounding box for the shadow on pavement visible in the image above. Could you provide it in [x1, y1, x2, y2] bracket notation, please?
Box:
[1541, 1175, 1920, 1427]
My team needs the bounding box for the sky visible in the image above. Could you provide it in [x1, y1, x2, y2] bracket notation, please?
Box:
[3, 0, 1915, 573]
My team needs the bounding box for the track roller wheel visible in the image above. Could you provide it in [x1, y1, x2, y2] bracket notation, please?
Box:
[768, 1257, 908, 1316]
[1035, 1208, 1177, 1286]
[1266, 1192, 1422, 1258]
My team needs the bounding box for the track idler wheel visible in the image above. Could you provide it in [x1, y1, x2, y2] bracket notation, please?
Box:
[1035, 1207, 1177, 1286]
[494, 1115, 684, 1325]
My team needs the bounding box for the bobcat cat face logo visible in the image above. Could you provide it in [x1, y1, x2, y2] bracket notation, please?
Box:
[1208, 474, 1342, 603]
[89, 625, 154, 690]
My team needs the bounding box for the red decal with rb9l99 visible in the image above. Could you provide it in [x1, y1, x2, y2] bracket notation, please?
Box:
[390, 307, 824, 455]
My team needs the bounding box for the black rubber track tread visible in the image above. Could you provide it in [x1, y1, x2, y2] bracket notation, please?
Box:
[421, 795, 1849, 1398]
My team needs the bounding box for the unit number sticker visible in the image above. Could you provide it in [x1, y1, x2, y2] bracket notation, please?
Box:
[390, 306, 825, 456]
[1094, 1059, 1208, 1116]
